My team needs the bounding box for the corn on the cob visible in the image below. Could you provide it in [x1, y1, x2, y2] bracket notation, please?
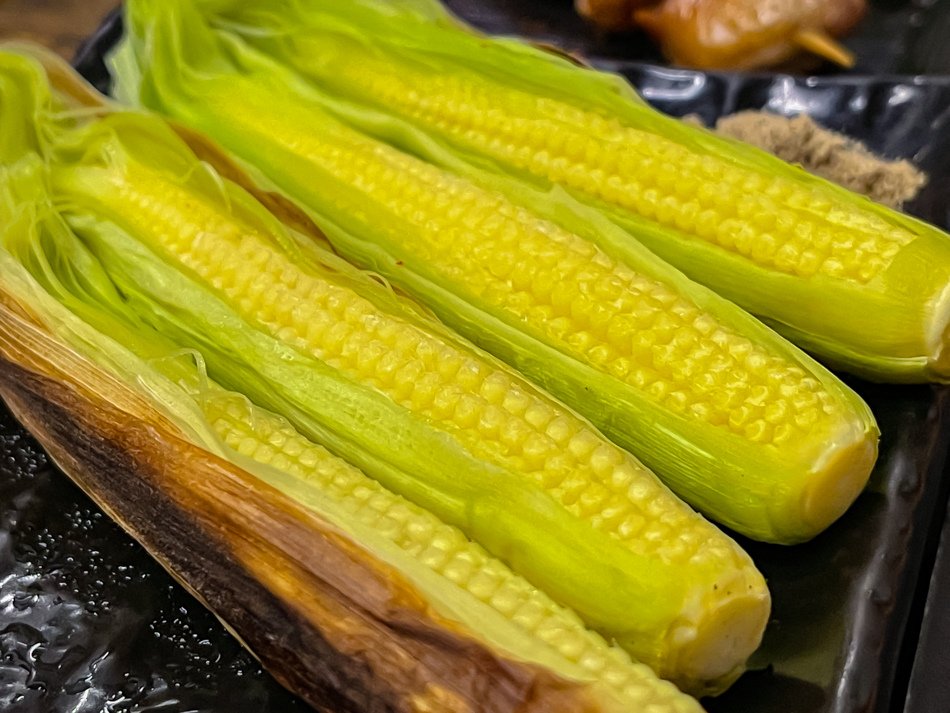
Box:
[113, 0, 877, 546]
[191, 0, 950, 384]
[0, 197, 707, 713]
[0, 190, 704, 712]
[23, 80, 771, 693]
[203, 388, 706, 712]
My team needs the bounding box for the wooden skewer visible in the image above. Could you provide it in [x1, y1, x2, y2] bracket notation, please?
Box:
[794, 29, 856, 69]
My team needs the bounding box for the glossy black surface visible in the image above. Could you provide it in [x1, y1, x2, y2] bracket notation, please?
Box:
[708, 385, 950, 713]
[904, 497, 950, 713]
[7, 4, 945, 713]
[0, 408, 309, 712]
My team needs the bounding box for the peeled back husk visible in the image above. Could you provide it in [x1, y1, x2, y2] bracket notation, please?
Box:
[0, 46, 765, 698]
[111, 0, 878, 546]
[186, 0, 950, 385]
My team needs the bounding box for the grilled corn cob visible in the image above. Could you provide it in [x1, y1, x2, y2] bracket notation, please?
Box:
[0, 189, 706, 713]
[113, 0, 877, 545]
[189, 0, 950, 384]
[51, 125, 762, 691]
[1, 206, 706, 713]
[0, 50, 770, 693]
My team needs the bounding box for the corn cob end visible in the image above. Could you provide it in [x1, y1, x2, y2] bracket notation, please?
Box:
[927, 284, 950, 382]
[652, 567, 770, 696]
[800, 430, 877, 538]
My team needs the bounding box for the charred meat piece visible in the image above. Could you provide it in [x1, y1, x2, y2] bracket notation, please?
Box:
[575, 0, 648, 31]
[633, 0, 866, 69]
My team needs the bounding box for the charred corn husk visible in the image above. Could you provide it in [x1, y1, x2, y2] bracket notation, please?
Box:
[184, 0, 950, 384]
[113, 0, 877, 546]
[0, 47, 769, 695]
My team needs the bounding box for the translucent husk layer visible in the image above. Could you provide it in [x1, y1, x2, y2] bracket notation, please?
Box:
[111, 0, 878, 546]
[184, 0, 950, 386]
[0, 46, 767, 696]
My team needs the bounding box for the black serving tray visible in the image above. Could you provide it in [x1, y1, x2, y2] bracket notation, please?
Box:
[904, 494, 950, 713]
[1, 3, 947, 712]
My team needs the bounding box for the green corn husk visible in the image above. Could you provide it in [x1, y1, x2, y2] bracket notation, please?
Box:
[112, 0, 878, 546]
[0, 47, 769, 696]
[0, 186, 703, 713]
[180, 0, 950, 385]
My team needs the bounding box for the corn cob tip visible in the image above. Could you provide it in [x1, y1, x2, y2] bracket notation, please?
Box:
[928, 286, 950, 381]
[800, 430, 877, 537]
[663, 572, 770, 696]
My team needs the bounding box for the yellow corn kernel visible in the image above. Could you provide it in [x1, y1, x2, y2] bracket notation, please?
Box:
[216, 111, 850, 454]
[293, 42, 913, 285]
[53, 153, 770, 689]
[102, 162, 739, 566]
[203, 391, 702, 711]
